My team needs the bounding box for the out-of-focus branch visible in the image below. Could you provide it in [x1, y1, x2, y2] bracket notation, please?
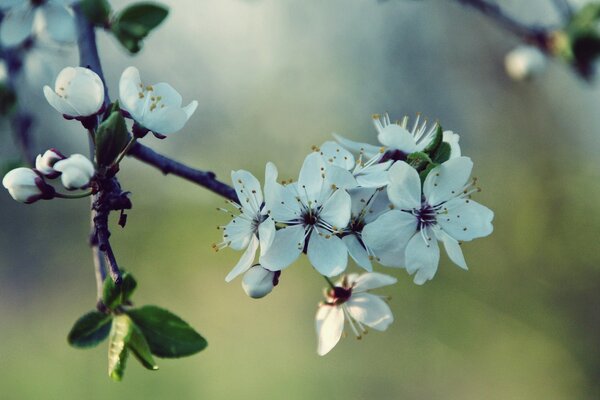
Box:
[128, 142, 238, 203]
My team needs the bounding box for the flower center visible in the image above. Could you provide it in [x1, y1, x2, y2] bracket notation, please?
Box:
[415, 204, 437, 229]
[379, 149, 408, 163]
[328, 286, 352, 305]
[302, 211, 318, 226]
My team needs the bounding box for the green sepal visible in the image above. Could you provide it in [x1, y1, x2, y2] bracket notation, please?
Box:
[80, 0, 112, 27]
[0, 83, 17, 116]
[423, 125, 443, 154]
[67, 311, 112, 348]
[102, 271, 137, 309]
[128, 323, 159, 370]
[108, 315, 133, 382]
[111, 2, 169, 54]
[95, 106, 130, 167]
[406, 151, 432, 171]
[126, 305, 208, 358]
[431, 142, 451, 164]
[419, 162, 439, 184]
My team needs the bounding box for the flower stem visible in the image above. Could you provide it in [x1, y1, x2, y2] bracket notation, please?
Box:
[323, 276, 336, 289]
[55, 190, 94, 199]
[113, 137, 137, 166]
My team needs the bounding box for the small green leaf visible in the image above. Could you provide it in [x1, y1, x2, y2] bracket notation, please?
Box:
[95, 108, 130, 167]
[80, 0, 112, 26]
[103, 271, 137, 309]
[127, 306, 207, 358]
[111, 2, 169, 54]
[0, 83, 17, 116]
[431, 142, 451, 164]
[108, 315, 133, 382]
[67, 311, 112, 348]
[406, 151, 432, 171]
[423, 125, 443, 154]
[129, 323, 159, 370]
[419, 162, 438, 183]
[121, 272, 137, 303]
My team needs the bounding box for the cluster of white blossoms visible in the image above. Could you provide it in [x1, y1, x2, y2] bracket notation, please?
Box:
[217, 113, 494, 355]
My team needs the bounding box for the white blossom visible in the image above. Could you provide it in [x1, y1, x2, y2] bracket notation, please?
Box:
[43, 66, 105, 118]
[260, 152, 353, 277]
[119, 66, 198, 135]
[2, 167, 53, 203]
[241, 264, 279, 299]
[316, 272, 396, 356]
[35, 148, 65, 178]
[215, 166, 275, 283]
[0, 0, 76, 47]
[53, 154, 95, 190]
[363, 158, 494, 285]
[505, 45, 546, 81]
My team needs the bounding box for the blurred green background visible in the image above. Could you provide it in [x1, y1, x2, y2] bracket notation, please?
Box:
[1, 0, 599, 399]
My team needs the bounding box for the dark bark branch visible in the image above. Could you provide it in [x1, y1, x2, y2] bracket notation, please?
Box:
[128, 142, 238, 203]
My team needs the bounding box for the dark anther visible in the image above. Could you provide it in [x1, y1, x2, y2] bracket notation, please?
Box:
[380, 149, 408, 163]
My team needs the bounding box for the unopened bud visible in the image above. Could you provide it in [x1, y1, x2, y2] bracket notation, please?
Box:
[2, 168, 55, 203]
[35, 148, 66, 178]
[53, 154, 95, 190]
[242, 265, 279, 299]
[504, 45, 546, 81]
[43, 66, 105, 118]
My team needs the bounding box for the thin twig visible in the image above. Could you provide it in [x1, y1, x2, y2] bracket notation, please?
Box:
[128, 142, 238, 203]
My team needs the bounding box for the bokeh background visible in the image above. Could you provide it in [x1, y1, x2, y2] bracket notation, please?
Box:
[1, 0, 599, 399]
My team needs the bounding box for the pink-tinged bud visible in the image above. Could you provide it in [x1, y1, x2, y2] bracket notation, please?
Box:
[2, 168, 55, 204]
[35, 148, 66, 178]
[242, 265, 279, 299]
[53, 154, 95, 190]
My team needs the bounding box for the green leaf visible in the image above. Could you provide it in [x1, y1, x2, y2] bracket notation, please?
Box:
[80, 0, 112, 26]
[127, 306, 207, 358]
[111, 2, 169, 54]
[128, 323, 159, 370]
[431, 142, 451, 164]
[0, 83, 17, 116]
[406, 151, 432, 171]
[67, 311, 112, 348]
[108, 315, 133, 382]
[419, 162, 438, 184]
[95, 108, 130, 167]
[423, 125, 443, 154]
[121, 272, 137, 303]
[103, 271, 137, 309]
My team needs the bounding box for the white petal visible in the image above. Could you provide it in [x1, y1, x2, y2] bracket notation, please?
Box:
[151, 82, 182, 107]
[332, 133, 380, 159]
[362, 210, 418, 267]
[43, 85, 78, 116]
[405, 229, 440, 285]
[387, 161, 422, 210]
[241, 265, 275, 299]
[40, 3, 75, 43]
[324, 165, 357, 191]
[316, 305, 345, 356]
[423, 156, 473, 205]
[259, 225, 304, 271]
[298, 152, 325, 205]
[346, 293, 394, 331]
[443, 131, 461, 159]
[0, 3, 33, 47]
[355, 161, 391, 188]
[264, 181, 300, 223]
[258, 217, 275, 257]
[377, 124, 418, 153]
[307, 230, 348, 277]
[435, 228, 467, 270]
[231, 169, 263, 215]
[352, 272, 397, 292]
[225, 235, 259, 282]
[320, 141, 355, 170]
[119, 66, 143, 118]
[438, 198, 494, 241]
[142, 106, 188, 135]
[62, 68, 104, 116]
[342, 235, 372, 272]
[319, 188, 351, 230]
[183, 100, 198, 119]
[223, 216, 253, 250]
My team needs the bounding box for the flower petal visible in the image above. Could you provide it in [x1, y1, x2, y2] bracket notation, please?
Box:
[423, 156, 473, 205]
[438, 198, 494, 241]
[259, 225, 304, 271]
[151, 82, 183, 107]
[183, 100, 198, 119]
[43, 85, 78, 116]
[355, 160, 391, 188]
[377, 124, 418, 153]
[223, 216, 253, 251]
[346, 293, 394, 331]
[352, 272, 397, 292]
[225, 235, 259, 282]
[119, 66, 143, 118]
[307, 230, 348, 277]
[258, 217, 275, 257]
[298, 152, 325, 205]
[319, 188, 351, 230]
[320, 140, 355, 170]
[443, 131, 461, 159]
[231, 169, 263, 215]
[362, 210, 417, 267]
[142, 106, 188, 135]
[387, 161, 422, 210]
[40, 2, 75, 43]
[324, 165, 357, 191]
[316, 305, 345, 356]
[342, 235, 372, 272]
[332, 133, 380, 159]
[435, 228, 467, 270]
[405, 229, 440, 285]
[0, 3, 33, 47]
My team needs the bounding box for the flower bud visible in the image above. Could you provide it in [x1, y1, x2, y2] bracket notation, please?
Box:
[53, 154, 95, 190]
[35, 148, 66, 178]
[43, 66, 105, 118]
[2, 168, 55, 204]
[242, 265, 279, 299]
[504, 45, 546, 81]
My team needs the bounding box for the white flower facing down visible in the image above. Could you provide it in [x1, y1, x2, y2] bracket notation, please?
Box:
[242, 264, 280, 299]
[363, 158, 494, 285]
[53, 154, 95, 190]
[119, 66, 198, 135]
[334, 113, 461, 163]
[316, 272, 396, 356]
[505, 45, 546, 81]
[43, 66, 105, 118]
[0, 0, 76, 47]
[215, 166, 275, 283]
[260, 152, 353, 277]
[35, 148, 65, 178]
[2, 167, 53, 203]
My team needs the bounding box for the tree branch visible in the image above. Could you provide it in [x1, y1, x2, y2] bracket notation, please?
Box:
[128, 142, 238, 203]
